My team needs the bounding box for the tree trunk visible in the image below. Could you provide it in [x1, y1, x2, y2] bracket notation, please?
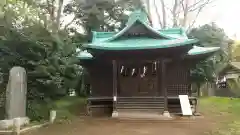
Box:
[197, 84, 200, 97]
[182, 12, 188, 27]
[56, 0, 64, 31]
[160, 0, 166, 28]
[153, 0, 162, 28]
[172, 0, 178, 27]
[46, 0, 55, 23]
[80, 75, 85, 96]
[208, 82, 215, 96]
[181, 0, 189, 27]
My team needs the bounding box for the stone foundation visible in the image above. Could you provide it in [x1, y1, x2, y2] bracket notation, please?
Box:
[113, 111, 174, 120]
[0, 117, 29, 129]
[163, 111, 172, 118]
[88, 107, 112, 117]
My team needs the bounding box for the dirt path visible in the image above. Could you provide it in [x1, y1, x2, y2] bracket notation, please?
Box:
[23, 116, 216, 135]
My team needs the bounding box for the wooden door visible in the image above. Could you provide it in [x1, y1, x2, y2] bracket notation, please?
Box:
[138, 77, 157, 96]
[137, 62, 158, 96]
[118, 65, 139, 97]
[118, 61, 158, 97]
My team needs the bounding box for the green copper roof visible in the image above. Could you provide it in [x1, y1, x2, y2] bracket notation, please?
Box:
[91, 28, 188, 43]
[188, 46, 220, 56]
[105, 20, 174, 42]
[77, 46, 220, 60]
[126, 9, 149, 26]
[77, 50, 93, 60]
[81, 9, 219, 56]
[77, 45, 220, 59]
[85, 10, 195, 51]
[86, 38, 198, 50]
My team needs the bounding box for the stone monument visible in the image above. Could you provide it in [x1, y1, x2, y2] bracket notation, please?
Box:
[0, 66, 29, 129]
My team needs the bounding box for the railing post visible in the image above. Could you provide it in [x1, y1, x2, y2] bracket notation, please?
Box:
[112, 60, 118, 118]
[161, 59, 171, 118]
[49, 110, 56, 123]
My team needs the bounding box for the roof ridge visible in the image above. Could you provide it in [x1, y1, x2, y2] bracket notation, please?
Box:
[104, 20, 175, 42]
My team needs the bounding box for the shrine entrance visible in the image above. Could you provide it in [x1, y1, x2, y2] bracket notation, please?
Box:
[118, 61, 160, 97]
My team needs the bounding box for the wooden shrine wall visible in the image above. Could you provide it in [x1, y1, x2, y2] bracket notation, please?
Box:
[166, 61, 191, 96]
[87, 62, 113, 97]
[86, 59, 192, 97]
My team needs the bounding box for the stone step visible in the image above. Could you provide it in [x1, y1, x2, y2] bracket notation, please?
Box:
[118, 98, 164, 101]
[117, 103, 163, 107]
[116, 106, 164, 109]
[114, 111, 174, 121]
[117, 101, 164, 104]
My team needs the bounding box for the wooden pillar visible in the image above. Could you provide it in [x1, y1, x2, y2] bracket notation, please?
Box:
[156, 60, 161, 96]
[112, 60, 118, 117]
[161, 60, 168, 112]
[188, 70, 192, 96]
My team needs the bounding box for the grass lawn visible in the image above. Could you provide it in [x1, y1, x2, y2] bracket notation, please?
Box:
[200, 97, 240, 135]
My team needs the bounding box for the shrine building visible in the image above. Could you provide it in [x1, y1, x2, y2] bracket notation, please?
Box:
[77, 9, 220, 118]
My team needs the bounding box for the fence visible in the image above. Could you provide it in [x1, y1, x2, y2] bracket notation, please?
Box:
[200, 82, 240, 97]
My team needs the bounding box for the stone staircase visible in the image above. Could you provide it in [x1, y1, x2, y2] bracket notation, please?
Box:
[116, 97, 164, 113]
[114, 97, 172, 120]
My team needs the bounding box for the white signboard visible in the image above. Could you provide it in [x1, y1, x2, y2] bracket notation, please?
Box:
[179, 95, 193, 116]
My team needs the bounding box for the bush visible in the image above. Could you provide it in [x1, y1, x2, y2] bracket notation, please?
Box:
[27, 100, 52, 122]
[26, 96, 86, 121]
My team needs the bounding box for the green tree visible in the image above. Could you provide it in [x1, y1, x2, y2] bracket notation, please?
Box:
[0, 0, 84, 120]
[231, 41, 240, 61]
[0, 0, 141, 121]
[63, 0, 145, 37]
[188, 23, 233, 92]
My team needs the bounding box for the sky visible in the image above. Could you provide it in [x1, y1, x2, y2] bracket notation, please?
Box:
[149, 0, 240, 39]
[63, 0, 240, 39]
[195, 0, 240, 39]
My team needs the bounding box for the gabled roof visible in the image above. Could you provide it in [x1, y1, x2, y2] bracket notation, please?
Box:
[217, 62, 240, 75]
[78, 9, 220, 59]
[105, 9, 174, 41]
[105, 22, 172, 42]
[92, 28, 188, 43]
[87, 38, 198, 50]
[231, 62, 240, 70]
[84, 9, 199, 50]
[91, 9, 188, 43]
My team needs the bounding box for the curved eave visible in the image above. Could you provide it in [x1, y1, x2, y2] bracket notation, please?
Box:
[77, 57, 93, 60]
[104, 20, 176, 42]
[76, 51, 94, 60]
[186, 46, 220, 59]
[188, 46, 220, 56]
[84, 39, 198, 51]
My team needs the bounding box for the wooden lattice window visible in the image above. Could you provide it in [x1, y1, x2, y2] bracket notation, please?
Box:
[166, 63, 190, 96]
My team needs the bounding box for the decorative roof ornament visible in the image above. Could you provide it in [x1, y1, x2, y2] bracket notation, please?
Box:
[126, 9, 150, 26]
